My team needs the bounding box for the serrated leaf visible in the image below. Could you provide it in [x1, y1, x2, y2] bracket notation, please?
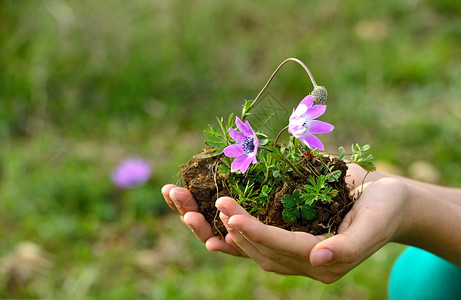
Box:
[282, 208, 298, 223]
[300, 206, 316, 221]
[281, 194, 297, 208]
[292, 190, 302, 199]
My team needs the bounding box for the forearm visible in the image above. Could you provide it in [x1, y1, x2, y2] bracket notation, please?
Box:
[395, 182, 461, 267]
[348, 163, 461, 207]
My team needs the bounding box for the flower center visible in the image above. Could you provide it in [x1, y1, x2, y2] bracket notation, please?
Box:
[302, 121, 311, 130]
[242, 136, 255, 154]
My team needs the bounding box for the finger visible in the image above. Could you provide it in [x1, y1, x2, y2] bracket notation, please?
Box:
[183, 210, 246, 257]
[215, 196, 252, 218]
[217, 197, 323, 256]
[161, 184, 179, 213]
[228, 214, 323, 257]
[224, 233, 249, 257]
[183, 212, 214, 243]
[205, 236, 245, 257]
[220, 212, 297, 275]
[169, 187, 200, 216]
[217, 197, 322, 271]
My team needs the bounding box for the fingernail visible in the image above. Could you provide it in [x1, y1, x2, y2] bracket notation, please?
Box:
[161, 185, 169, 194]
[170, 187, 184, 207]
[216, 197, 230, 216]
[312, 249, 333, 266]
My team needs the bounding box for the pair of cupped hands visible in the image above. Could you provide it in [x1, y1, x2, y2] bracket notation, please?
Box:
[161, 164, 410, 283]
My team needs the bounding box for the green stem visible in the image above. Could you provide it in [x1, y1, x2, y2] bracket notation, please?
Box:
[273, 125, 289, 146]
[241, 57, 318, 121]
[260, 146, 306, 178]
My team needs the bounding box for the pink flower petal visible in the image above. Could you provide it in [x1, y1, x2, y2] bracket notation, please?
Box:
[300, 95, 314, 108]
[229, 128, 247, 143]
[235, 117, 252, 136]
[238, 155, 254, 173]
[231, 155, 250, 173]
[309, 120, 334, 134]
[293, 103, 308, 116]
[300, 134, 325, 151]
[305, 105, 327, 120]
[224, 144, 245, 157]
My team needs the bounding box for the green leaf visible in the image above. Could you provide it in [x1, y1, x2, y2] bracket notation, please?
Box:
[292, 190, 302, 199]
[205, 139, 227, 148]
[326, 170, 342, 182]
[281, 194, 297, 209]
[220, 157, 231, 168]
[282, 207, 298, 223]
[300, 206, 316, 221]
[227, 113, 235, 129]
[216, 116, 227, 137]
[256, 133, 269, 146]
[361, 144, 371, 151]
[264, 146, 284, 160]
[242, 100, 254, 116]
[329, 189, 338, 198]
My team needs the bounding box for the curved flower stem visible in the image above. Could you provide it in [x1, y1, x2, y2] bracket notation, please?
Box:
[242, 57, 318, 121]
[260, 146, 306, 178]
[273, 125, 289, 146]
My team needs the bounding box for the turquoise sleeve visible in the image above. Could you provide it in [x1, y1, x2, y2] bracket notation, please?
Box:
[388, 247, 461, 300]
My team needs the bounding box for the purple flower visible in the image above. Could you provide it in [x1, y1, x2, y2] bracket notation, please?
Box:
[288, 95, 334, 151]
[223, 117, 259, 173]
[111, 158, 152, 189]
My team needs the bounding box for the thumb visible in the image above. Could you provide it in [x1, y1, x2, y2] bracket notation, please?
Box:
[310, 211, 383, 266]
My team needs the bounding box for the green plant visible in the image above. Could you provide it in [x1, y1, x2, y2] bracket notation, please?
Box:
[339, 144, 376, 172]
[281, 190, 316, 223]
[201, 58, 377, 226]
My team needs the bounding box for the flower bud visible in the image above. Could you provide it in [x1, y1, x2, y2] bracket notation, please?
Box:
[311, 86, 328, 104]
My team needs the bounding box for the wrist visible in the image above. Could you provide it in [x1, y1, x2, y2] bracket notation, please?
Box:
[386, 179, 413, 245]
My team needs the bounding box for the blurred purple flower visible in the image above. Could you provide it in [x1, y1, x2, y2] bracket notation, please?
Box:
[224, 117, 259, 173]
[111, 158, 152, 189]
[289, 95, 334, 151]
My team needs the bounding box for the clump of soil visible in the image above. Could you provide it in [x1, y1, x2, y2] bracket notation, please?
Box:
[181, 149, 355, 236]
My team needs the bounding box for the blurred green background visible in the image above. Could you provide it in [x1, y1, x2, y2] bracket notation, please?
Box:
[1, 0, 460, 299]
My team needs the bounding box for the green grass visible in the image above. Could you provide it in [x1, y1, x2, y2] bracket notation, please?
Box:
[1, 0, 460, 298]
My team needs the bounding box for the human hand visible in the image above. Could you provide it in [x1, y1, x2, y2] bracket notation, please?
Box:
[216, 177, 410, 283]
[161, 184, 247, 256]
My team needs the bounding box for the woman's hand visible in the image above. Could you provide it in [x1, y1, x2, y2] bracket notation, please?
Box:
[214, 177, 410, 283]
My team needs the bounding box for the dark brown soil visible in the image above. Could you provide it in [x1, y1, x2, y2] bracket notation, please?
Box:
[181, 148, 355, 236]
